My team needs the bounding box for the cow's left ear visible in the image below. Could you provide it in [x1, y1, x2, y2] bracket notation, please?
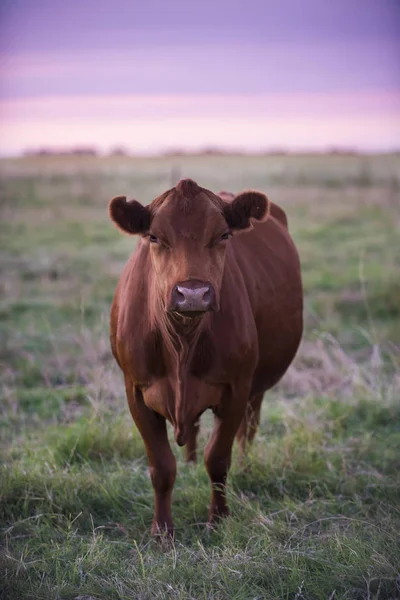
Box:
[108, 196, 151, 235]
[223, 191, 269, 231]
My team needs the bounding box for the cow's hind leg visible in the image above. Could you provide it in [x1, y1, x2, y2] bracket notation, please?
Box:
[236, 392, 264, 456]
[185, 419, 200, 463]
[204, 384, 249, 524]
[125, 378, 176, 538]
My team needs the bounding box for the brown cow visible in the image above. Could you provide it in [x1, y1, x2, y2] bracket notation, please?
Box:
[109, 179, 303, 537]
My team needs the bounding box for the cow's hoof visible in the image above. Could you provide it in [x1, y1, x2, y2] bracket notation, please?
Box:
[151, 522, 175, 544]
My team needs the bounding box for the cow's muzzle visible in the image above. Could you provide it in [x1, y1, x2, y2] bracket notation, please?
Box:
[169, 279, 216, 314]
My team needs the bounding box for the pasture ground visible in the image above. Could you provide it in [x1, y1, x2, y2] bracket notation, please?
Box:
[1, 154, 400, 599]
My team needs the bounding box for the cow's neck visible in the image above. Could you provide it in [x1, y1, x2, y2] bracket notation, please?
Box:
[158, 311, 205, 367]
[169, 312, 203, 343]
[156, 309, 208, 443]
[148, 283, 211, 440]
[171, 323, 194, 445]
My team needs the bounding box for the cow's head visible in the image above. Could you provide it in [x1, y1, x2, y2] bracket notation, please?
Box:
[109, 179, 269, 317]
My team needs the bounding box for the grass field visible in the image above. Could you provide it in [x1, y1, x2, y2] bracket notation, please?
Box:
[1, 153, 400, 599]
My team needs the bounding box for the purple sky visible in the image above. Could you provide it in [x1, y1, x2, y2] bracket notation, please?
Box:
[0, 0, 399, 153]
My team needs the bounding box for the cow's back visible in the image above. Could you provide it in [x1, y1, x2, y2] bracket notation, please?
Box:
[226, 212, 302, 392]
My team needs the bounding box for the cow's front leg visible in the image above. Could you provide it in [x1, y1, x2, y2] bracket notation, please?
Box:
[125, 379, 176, 538]
[204, 383, 249, 524]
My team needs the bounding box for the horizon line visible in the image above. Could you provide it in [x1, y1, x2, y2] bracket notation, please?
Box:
[2, 146, 400, 159]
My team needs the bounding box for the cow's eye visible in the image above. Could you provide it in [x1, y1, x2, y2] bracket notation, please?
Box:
[220, 232, 231, 241]
[149, 234, 159, 244]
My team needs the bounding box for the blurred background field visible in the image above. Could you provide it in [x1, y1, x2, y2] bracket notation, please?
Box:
[1, 0, 400, 595]
[1, 153, 400, 599]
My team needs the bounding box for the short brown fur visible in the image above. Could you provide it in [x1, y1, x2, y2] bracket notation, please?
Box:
[109, 179, 303, 537]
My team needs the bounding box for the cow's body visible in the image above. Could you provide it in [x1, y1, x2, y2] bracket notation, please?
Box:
[109, 179, 303, 537]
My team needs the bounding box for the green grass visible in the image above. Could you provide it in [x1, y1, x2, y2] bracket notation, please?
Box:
[1, 154, 400, 599]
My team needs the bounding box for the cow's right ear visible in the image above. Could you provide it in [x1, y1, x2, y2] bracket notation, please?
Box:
[108, 196, 151, 235]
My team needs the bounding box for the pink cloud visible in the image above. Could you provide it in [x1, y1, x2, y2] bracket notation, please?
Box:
[1, 91, 399, 121]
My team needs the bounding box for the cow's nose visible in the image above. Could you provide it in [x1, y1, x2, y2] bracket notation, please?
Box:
[170, 280, 216, 313]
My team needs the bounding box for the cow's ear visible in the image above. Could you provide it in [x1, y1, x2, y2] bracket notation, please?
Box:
[223, 190, 269, 231]
[108, 196, 151, 235]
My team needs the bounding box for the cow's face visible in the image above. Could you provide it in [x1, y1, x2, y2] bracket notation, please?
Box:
[109, 179, 269, 317]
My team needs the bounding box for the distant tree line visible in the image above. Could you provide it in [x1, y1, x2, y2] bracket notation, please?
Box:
[22, 146, 398, 158]
[23, 146, 130, 157]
